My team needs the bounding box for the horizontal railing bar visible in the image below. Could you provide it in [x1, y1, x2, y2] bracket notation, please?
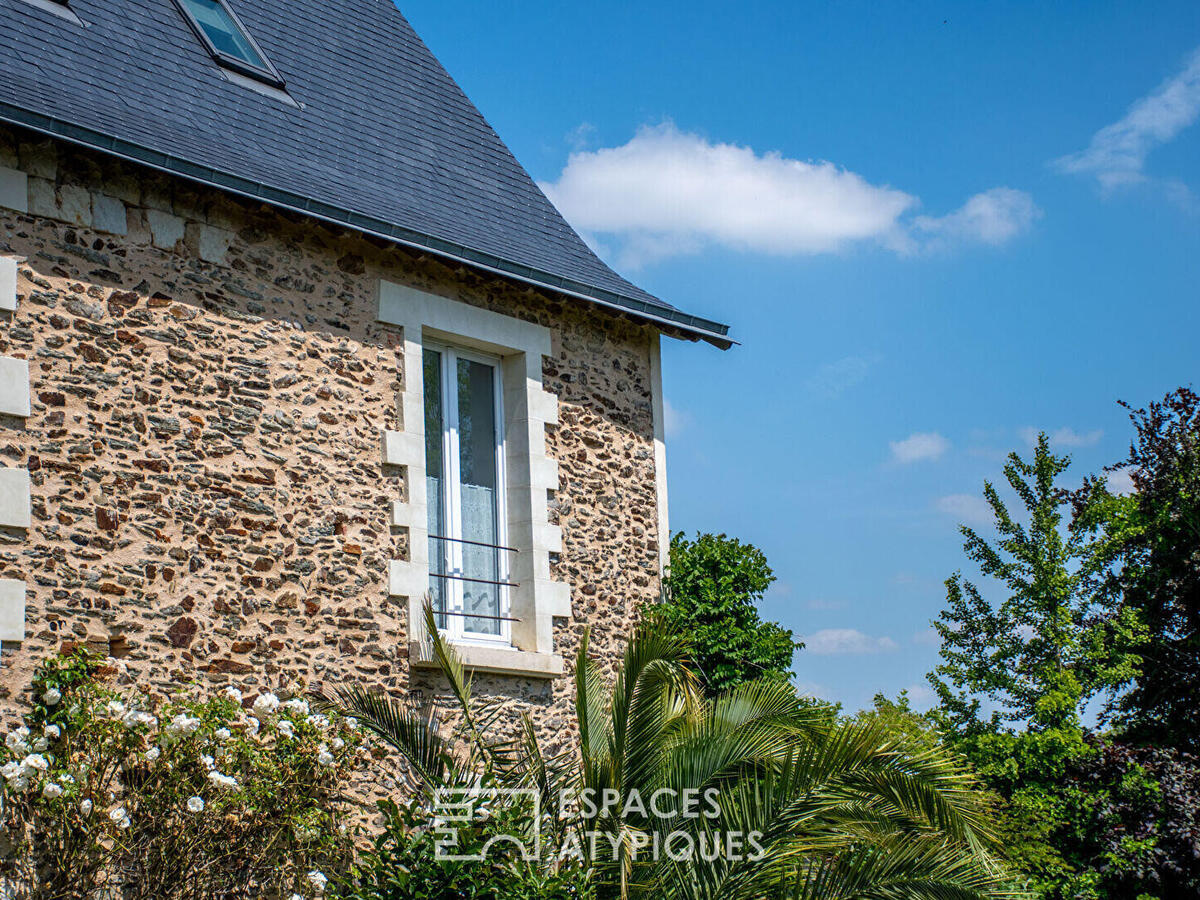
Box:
[428, 534, 519, 553]
[429, 609, 522, 624]
[429, 572, 520, 589]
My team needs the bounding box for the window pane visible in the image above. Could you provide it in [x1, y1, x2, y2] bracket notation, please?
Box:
[423, 349, 446, 629]
[180, 0, 268, 69]
[456, 358, 501, 636]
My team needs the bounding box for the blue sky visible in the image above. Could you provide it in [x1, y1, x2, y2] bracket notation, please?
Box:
[398, 1, 1200, 711]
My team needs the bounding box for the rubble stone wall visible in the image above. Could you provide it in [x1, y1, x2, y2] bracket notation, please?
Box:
[0, 124, 665, 749]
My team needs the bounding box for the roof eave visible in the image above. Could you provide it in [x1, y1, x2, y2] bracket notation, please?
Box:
[0, 104, 734, 349]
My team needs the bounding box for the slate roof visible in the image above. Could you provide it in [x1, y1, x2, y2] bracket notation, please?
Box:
[0, 0, 731, 347]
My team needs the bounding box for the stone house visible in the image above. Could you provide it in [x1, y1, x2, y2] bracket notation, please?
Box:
[0, 0, 730, 734]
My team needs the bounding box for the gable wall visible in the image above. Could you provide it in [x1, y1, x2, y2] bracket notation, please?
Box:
[0, 124, 665, 751]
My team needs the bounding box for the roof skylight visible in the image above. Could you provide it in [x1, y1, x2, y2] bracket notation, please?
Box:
[176, 0, 282, 85]
[16, 0, 83, 24]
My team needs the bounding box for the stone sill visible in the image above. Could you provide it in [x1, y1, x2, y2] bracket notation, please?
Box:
[409, 641, 564, 679]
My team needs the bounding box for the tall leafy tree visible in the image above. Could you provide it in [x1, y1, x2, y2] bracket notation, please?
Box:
[653, 532, 800, 696]
[929, 434, 1141, 734]
[1090, 387, 1200, 750]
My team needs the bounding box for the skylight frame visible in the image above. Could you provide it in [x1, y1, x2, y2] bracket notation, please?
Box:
[173, 0, 284, 88]
[16, 0, 84, 25]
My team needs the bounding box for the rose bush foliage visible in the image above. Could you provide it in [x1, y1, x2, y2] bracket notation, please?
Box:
[0, 650, 364, 900]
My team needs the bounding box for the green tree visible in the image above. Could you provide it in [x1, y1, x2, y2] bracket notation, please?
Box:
[929, 434, 1142, 734]
[653, 532, 800, 695]
[1087, 387, 1200, 752]
[334, 604, 1016, 900]
[849, 691, 943, 753]
[926, 432, 1170, 899]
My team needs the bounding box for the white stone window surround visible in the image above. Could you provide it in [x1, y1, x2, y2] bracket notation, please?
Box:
[0, 468, 32, 530]
[0, 257, 18, 312]
[378, 280, 570, 679]
[0, 579, 26, 643]
[0, 356, 31, 417]
[0, 170, 27, 218]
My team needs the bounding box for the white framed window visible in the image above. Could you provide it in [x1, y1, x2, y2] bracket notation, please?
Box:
[423, 343, 512, 646]
[379, 280, 571, 679]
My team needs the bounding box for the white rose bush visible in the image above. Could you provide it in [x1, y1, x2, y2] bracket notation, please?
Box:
[0, 650, 364, 899]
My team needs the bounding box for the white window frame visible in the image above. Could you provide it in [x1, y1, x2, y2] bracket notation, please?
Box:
[424, 341, 512, 647]
[379, 280, 571, 679]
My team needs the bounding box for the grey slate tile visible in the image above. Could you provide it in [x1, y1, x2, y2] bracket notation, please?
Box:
[0, 0, 729, 343]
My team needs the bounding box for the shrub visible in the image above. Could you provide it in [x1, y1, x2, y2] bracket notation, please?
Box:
[344, 798, 592, 900]
[655, 532, 799, 695]
[0, 650, 365, 900]
[332, 604, 1014, 900]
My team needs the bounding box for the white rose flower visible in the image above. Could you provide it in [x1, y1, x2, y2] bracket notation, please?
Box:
[186, 796, 205, 813]
[80, 798, 93, 815]
[145, 746, 161, 762]
[20, 754, 49, 772]
[42, 782, 63, 800]
[60, 773, 74, 785]
[31, 737, 48, 753]
[5, 727, 29, 754]
[306, 714, 329, 730]
[109, 806, 131, 829]
[43, 724, 61, 740]
[330, 737, 344, 751]
[345, 717, 359, 730]
[105, 700, 126, 717]
[224, 686, 243, 703]
[245, 716, 260, 736]
[1, 761, 21, 780]
[123, 710, 157, 729]
[252, 693, 279, 715]
[276, 720, 294, 739]
[317, 745, 334, 767]
[43, 688, 61, 706]
[167, 713, 201, 737]
[215, 728, 231, 742]
[200, 754, 215, 770]
[284, 698, 309, 715]
[307, 870, 327, 894]
[207, 770, 239, 790]
[291, 894, 304, 900]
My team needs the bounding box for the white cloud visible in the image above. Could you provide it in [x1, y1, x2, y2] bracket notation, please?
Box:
[890, 431, 950, 464]
[913, 188, 1042, 247]
[902, 683, 936, 709]
[935, 493, 994, 527]
[912, 628, 941, 648]
[541, 123, 1036, 267]
[793, 680, 833, 701]
[1019, 426, 1104, 448]
[1056, 46, 1200, 189]
[662, 399, 691, 439]
[804, 629, 898, 656]
[1107, 466, 1138, 495]
[566, 122, 597, 152]
[804, 355, 877, 399]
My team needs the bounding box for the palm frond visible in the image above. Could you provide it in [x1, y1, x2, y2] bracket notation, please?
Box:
[315, 684, 458, 794]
